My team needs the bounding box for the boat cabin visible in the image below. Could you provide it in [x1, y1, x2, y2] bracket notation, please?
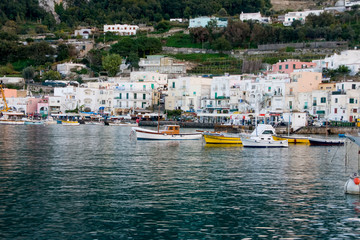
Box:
[251, 124, 276, 136]
[160, 125, 180, 135]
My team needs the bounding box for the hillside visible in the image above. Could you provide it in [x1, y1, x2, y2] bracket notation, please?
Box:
[271, 0, 335, 11]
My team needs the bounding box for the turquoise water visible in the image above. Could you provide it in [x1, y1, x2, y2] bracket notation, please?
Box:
[0, 125, 359, 239]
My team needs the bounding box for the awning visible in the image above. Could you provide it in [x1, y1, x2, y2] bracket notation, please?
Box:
[316, 110, 325, 114]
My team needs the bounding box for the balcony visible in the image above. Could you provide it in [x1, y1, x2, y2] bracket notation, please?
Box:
[215, 96, 230, 99]
[332, 90, 346, 95]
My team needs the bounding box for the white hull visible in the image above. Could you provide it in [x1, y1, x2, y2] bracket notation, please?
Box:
[345, 178, 360, 194]
[109, 122, 138, 127]
[133, 127, 202, 140]
[241, 138, 288, 148]
[44, 121, 57, 125]
[0, 120, 25, 125]
[62, 122, 80, 126]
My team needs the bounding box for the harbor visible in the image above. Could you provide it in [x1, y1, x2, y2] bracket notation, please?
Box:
[1, 124, 359, 239]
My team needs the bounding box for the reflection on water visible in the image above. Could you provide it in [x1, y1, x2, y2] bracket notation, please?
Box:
[0, 125, 358, 239]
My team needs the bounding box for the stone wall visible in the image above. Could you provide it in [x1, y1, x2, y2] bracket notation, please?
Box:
[162, 46, 232, 55]
[256, 41, 348, 51]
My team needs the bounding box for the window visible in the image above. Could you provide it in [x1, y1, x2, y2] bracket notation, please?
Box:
[334, 108, 337, 114]
[293, 64, 296, 69]
[279, 65, 282, 70]
[313, 97, 317, 106]
[352, 84, 356, 89]
[335, 98, 338, 103]
[101, 100, 106, 104]
[172, 82, 175, 88]
[143, 94, 146, 100]
[268, 87, 271, 92]
[354, 109, 358, 113]
[304, 102, 308, 109]
[151, 84, 154, 89]
[134, 93, 137, 99]
[119, 93, 122, 99]
[143, 85, 146, 90]
[289, 101, 292, 110]
[285, 64, 288, 69]
[193, 91, 196, 95]
[321, 97, 326, 103]
[349, 98, 354, 104]
[126, 93, 129, 99]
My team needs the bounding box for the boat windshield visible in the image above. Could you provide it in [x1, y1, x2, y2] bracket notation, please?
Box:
[262, 130, 275, 134]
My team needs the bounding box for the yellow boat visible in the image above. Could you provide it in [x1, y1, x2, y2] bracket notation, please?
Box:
[203, 133, 242, 144]
[272, 135, 309, 144]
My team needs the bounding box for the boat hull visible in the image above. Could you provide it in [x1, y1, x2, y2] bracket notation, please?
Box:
[308, 137, 344, 146]
[241, 138, 288, 148]
[133, 127, 202, 140]
[62, 121, 80, 126]
[273, 135, 309, 144]
[203, 134, 242, 144]
[24, 121, 44, 125]
[0, 120, 25, 125]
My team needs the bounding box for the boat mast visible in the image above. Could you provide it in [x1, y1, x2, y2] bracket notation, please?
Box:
[157, 102, 160, 133]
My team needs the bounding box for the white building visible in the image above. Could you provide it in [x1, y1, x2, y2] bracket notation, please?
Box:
[345, 0, 360, 8]
[74, 29, 92, 39]
[103, 24, 139, 36]
[51, 84, 114, 114]
[188, 16, 228, 28]
[130, 72, 168, 86]
[314, 50, 360, 76]
[283, 10, 324, 26]
[139, 55, 186, 75]
[240, 12, 271, 24]
[57, 62, 87, 76]
[113, 81, 160, 114]
[0, 76, 24, 85]
[165, 77, 211, 112]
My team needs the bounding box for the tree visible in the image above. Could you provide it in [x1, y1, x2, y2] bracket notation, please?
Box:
[211, 37, 232, 52]
[22, 66, 35, 80]
[155, 21, 171, 32]
[224, 20, 250, 48]
[110, 38, 137, 56]
[27, 41, 56, 65]
[190, 27, 210, 44]
[42, 70, 61, 80]
[102, 54, 122, 77]
[126, 52, 140, 70]
[337, 65, 350, 75]
[217, 8, 228, 17]
[87, 49, 103, 73]
[0, 63, 14, 76]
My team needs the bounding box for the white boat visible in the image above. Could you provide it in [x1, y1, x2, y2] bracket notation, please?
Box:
[240, 124, 288, 148]
[132, 125, 202, 140]
[241, 136, 288, 148]
[44, 117, 57, 125]
[109, 121, 138, 127]
[0, 112, 25, 125]
[344, 135, 360, 194]
[24, 120, 44, 125]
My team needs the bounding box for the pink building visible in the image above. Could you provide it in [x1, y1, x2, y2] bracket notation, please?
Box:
[3, 89, 18, 98]
[272, 59, 317, 74]
[37, 98, 49, 116]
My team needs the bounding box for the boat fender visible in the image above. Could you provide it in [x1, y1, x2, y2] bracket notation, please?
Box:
[354, 178, 360, 185]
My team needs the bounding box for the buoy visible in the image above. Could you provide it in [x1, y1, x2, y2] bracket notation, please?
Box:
[354, 178, 360, 185]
